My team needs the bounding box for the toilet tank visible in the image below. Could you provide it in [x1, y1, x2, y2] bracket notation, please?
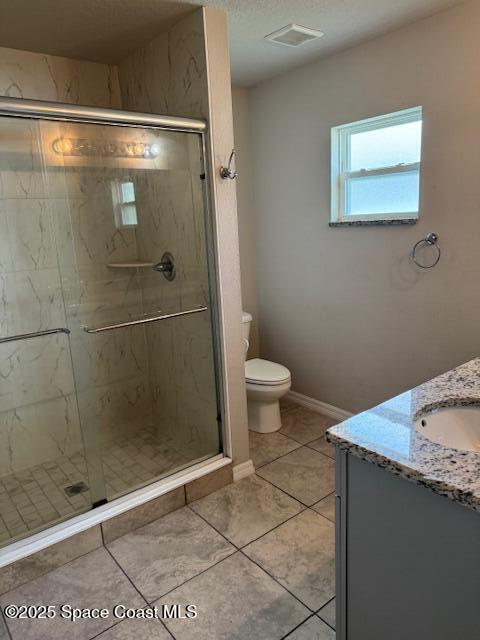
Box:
[241, 312, 252, 356]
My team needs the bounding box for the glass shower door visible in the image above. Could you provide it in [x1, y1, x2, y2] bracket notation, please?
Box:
[40, 118, 221, 503]
[0, 116, 96, 546]
[0, 110, 222, 548]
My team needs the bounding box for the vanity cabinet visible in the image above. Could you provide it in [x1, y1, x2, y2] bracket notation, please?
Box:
[335, 450, 480, 640]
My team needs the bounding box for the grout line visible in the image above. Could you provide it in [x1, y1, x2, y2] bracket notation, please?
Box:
[280, 613, 316, 639]
[238, 548, 318, 614]
[253, 441, 304, 470]
[151, 549, 240, 602]
[305, 442, 335, 460]
[317, 594, 335, 610]
[186, 504, 241, 551]
[89, 601, 175, 640]
[239, 505, 309, 549]
[0, 539, 105, 598]
[255, 441, 334, 474]
[253, 471, 313, 508]
[280, 430, 334, 447]
[317, 595, 336, 632]
[309, 509, 335, 526]
[104, 546, 149, 605]
[309, 491, 336, 522]
[158, 618, 176, 640]
[89, 618, 131, 640]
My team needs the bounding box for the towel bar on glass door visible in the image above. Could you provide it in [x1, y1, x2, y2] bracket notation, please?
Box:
[83, 306, 208, 334]
[0, 327, 71, 344]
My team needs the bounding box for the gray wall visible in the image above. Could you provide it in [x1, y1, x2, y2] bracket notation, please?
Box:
[232, 87, 260, 358]
[243, 0, 480, 414]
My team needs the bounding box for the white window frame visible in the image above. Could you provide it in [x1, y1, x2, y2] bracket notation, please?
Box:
[330, 106, 422, 223]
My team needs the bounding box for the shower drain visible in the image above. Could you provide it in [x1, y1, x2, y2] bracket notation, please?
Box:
[63, 481, 89, 497]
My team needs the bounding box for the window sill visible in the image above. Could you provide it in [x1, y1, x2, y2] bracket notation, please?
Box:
[329, 218, 418, 227]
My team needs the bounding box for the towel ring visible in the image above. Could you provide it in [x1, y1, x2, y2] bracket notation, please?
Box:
[411, 232, 441, 269]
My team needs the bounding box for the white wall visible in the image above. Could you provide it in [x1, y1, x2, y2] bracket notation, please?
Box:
[232, 87, 260, 357]
[246, 0, 480, 414]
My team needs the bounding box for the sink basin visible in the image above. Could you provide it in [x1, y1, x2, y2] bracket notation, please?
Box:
[414, 407, 480, 453]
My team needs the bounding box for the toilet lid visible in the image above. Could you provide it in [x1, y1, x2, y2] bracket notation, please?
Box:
[245, 358, 291, 385]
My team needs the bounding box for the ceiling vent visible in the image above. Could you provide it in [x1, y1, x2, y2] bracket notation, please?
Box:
[265, 24, 324, 47]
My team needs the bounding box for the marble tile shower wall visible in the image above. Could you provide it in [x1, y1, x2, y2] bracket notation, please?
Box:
[0, 47, 121, 107]
[118, 9, 208, 120]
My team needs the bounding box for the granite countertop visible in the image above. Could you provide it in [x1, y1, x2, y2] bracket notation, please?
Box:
[326, 358, 480, 512]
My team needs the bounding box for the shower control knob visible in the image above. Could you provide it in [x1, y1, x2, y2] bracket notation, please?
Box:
[153, 252, 176, 281]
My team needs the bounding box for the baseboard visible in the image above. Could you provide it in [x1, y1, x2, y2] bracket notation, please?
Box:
[233, 459, 255, 482]
[286, 390, 353, 422]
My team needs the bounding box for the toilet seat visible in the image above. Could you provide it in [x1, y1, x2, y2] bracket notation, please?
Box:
[245, 358, 291, 386]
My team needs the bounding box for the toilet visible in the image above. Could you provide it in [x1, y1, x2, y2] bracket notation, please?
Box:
[242, 312, 292, 433]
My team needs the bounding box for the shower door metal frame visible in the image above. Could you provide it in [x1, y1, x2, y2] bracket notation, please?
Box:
[0, 96, 206, 132]
[0, 95, 229, 467]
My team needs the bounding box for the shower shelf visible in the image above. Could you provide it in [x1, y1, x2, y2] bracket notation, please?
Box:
[107, 261, 154, 269]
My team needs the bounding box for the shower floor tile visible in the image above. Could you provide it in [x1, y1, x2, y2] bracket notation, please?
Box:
[0, 426, 190, 547]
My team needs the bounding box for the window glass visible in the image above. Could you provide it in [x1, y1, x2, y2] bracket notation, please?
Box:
[345, 170, 420, 216]
[349, 121, 422, 171]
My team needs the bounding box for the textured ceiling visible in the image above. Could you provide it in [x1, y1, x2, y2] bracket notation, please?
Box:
[194, 0, 466, 86]
[0, 0, 195, 64]
[0, 0, 467, 86]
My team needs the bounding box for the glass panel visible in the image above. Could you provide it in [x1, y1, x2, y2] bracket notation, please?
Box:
[41, 118, 221, 504]
[345, 170, 420, 216]
[0, 116, 96, 547]
[349, 120, 422, 171]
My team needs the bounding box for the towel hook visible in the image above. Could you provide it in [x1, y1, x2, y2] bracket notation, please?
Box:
[220, 149, 237, 180]
[411, 232, 441, 269]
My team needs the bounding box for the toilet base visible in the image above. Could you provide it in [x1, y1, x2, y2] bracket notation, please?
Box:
[246, 380, 291, 433]
[247, 399, 282, 433]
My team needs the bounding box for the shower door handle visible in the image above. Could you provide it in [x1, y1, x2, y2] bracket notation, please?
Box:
[0, 327, 71, 344]
[83, 306, 207, 334]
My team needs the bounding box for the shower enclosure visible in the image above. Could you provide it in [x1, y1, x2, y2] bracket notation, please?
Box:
[0, 99, 223, 548]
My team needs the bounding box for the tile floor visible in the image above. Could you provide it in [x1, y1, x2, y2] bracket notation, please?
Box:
[0, 402, 338, 640]
[0, 426, 191, 546]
